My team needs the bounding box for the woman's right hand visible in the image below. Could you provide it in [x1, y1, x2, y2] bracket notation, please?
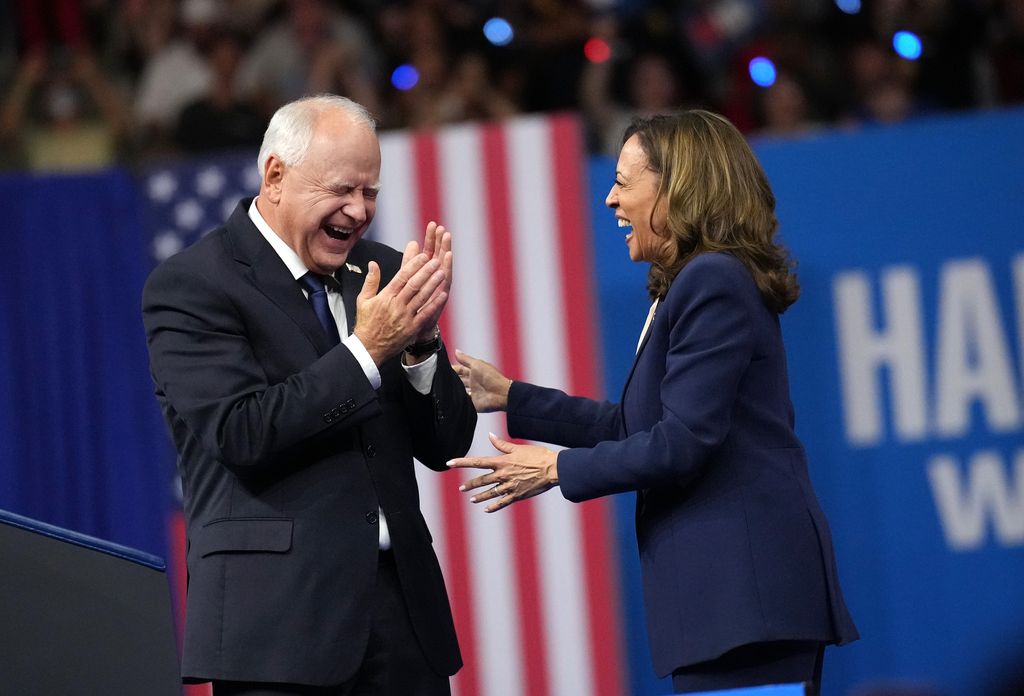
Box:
[452, 350, 512, 413]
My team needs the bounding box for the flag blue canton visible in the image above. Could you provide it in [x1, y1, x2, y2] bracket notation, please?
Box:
[141, 151, 261, 264]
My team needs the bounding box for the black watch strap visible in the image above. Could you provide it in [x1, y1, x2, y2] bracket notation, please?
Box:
[404, 326, 441, 357]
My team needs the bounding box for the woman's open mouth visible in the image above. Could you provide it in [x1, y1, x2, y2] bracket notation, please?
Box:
[618, 217, 633, 244]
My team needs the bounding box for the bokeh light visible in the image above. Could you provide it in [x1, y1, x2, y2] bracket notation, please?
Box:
[391, 64, 419, 91]
[584, 37, 612, 64]
[893, 31, 923, 60]
[835, 0, 861, 14]
[483, 17, 514, 46]
[748, 57, 777, 87]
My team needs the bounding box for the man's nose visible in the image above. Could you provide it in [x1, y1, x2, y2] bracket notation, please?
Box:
[343, 195, 367, 223]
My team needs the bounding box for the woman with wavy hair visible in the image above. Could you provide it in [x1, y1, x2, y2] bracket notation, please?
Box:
[450, 110, 859, 694]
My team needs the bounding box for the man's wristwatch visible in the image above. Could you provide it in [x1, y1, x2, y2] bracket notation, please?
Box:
[404, 325, 441, 358]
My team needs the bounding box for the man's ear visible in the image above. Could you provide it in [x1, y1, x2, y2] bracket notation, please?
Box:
[263, 155, 285, 204]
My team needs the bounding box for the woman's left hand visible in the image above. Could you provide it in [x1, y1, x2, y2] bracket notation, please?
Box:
[448, 432, 559, 512]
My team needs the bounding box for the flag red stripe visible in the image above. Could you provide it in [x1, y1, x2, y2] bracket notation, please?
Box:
[169, 511, 214, 696]
[482, 123, 551, 696]
[168, 511, 187, 651]
[480, 124, 522, 393]
[549, 114, 602, 401]
[414, 132, 480, 696]
[550, 114, 626, 696]
[411, 132, 453, 342]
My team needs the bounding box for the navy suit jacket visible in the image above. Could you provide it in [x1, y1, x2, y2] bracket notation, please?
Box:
[507, 252, 858, 676]
[142, 201, 475, 685]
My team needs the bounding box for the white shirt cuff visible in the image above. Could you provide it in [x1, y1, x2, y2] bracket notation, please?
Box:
[401, 353, 438, 395]
[342, 334, 381, 390]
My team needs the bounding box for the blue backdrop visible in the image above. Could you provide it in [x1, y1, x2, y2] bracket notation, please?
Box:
[1, 108, 1022, 695]
[0, 170, 172, 553]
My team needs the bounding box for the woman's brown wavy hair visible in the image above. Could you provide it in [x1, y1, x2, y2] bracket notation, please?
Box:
[622, 110, 800, 313]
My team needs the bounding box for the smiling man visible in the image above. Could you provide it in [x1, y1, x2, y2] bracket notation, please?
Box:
[142, 95, 476, 696]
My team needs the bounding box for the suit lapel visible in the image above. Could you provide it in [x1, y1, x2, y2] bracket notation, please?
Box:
[620, 301, 657, 406]
[224, 201, 332, 354]
[336, 263, 363, 336]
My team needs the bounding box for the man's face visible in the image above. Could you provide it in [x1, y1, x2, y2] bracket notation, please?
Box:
[267, 112, 381, 274]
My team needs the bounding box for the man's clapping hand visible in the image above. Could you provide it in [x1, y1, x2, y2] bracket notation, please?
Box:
[353, 222, 452, 365]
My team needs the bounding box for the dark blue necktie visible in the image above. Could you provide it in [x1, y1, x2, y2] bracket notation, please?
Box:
[299, 272, 341, 346]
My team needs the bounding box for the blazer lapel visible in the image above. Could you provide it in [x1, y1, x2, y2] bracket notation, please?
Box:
[224, 201, 332, 354]
[620, 300, 658, 406]
[253, 253, 334, 354]
[336, 262, 363, 336]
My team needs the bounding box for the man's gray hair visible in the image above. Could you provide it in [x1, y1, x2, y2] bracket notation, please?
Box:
[257, 94, 376, 176]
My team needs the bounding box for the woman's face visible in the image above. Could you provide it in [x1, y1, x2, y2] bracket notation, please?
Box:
[606, 134, 667, 263]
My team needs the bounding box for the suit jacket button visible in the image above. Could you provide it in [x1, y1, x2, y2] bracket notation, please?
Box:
[365, 444, 376, 458]
[365, 511, 378, 524]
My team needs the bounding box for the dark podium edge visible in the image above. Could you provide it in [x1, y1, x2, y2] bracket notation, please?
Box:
[0, 507, 181, 695]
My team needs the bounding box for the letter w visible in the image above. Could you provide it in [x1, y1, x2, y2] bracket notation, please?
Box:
[927, 450, 1024, 551]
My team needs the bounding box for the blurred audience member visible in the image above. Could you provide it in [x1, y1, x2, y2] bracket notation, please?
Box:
[389, 44, 449, 130]
[860, 76, 918, 125]
[174, 30, 265, 153]
[755, 72, 820, 139]
[133, 0, 221, 153]
[843, 40, 922, 127]
[517, 0, 591, 112]
[0, 47, 131, 172]
[379, 4, 455, 130]
[722, 20, 839, 135]
[370, 1, 412, 73]
[236, 0, 380, 117]
[217, 0, 280, 36]
[580, 16, 688, 155]
[435, 52, 518, 124]
[866, 0, 985, 112]
[988, 0, 1024, 105]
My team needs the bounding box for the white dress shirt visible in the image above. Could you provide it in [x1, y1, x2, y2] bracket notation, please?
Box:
[637, 299, 659, 353]
[248, 199, 439, 549]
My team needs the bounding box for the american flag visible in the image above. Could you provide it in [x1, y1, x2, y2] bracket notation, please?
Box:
[143, 113, 625, 696]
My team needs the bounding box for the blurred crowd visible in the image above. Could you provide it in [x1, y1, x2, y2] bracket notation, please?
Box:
[1, 0, 1022, 172]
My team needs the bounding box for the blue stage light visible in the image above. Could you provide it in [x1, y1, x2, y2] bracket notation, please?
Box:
[893, 31, 922, 60]
[835, 0, 861, 14]
[749, 57, 777, 87]
[483, 17, 514, 46]
[391, 64, 419, 91]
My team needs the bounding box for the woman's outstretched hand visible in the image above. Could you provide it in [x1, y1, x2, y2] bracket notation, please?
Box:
[448, 432, 559, 512]
[452, 350, 512, 413]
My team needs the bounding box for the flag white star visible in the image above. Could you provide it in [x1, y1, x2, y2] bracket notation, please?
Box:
[196, 167, 226, 197]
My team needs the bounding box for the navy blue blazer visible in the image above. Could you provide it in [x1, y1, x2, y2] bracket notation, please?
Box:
[142, 201, 475, 685]
[507, 252, 858, 676]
